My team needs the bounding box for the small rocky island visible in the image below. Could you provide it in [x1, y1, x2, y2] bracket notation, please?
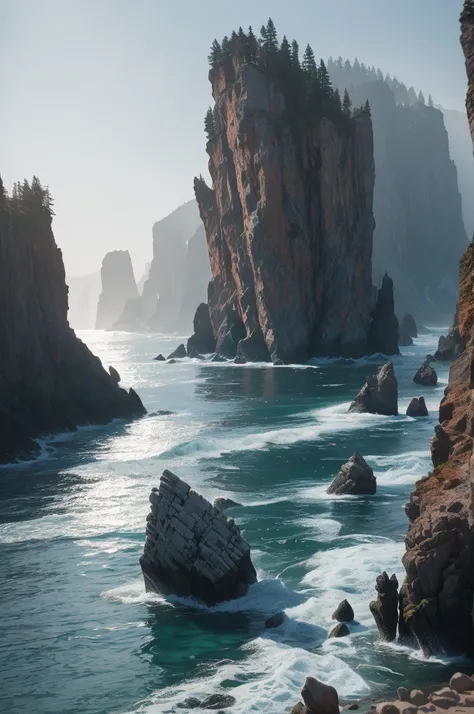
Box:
[140, 470, 256, 605]
[0, 177, 146, 464]
[95, 249, 139, 330]
[192, 25, 399, 363]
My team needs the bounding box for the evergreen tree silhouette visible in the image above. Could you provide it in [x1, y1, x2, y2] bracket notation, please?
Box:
[343, 89, 352, 114]
[247, 27, 258, 62]
[318, 59, 332, 97]
[302, 44, 317, 75]
[204, 107, 215, 140]
[418, 90, 425, 104]
[428, 94, 434, 107]
[208, 39, 222, 66]
[290, 40, 300, 68]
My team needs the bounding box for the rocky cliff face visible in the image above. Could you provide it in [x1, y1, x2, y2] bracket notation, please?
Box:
[0, 188, 146, 464]
[371, 2, 474, 657]
[195, 55, 398, 363]
[329, 61, 468, 323]
[95, 250, 138, 330]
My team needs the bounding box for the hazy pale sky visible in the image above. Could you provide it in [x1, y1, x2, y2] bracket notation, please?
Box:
[1, 0, 467, 277]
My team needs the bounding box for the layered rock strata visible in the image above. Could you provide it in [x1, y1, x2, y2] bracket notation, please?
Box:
[140, 470, 257, 605]
[195, 50, 399, 363]
[0, 193, 146, 464]
[96, 250, 138, 330]
[370, 3, 474, 657]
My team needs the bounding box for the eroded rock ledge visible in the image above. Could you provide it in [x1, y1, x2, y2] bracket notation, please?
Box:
[140, 470, 256, 605]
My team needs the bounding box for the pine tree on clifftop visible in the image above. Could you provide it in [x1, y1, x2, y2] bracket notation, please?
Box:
[204, 107, 215, 141]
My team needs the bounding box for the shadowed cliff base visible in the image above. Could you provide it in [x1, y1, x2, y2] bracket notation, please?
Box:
[193, 22, 399, 364]
[0, 176, 146, 465]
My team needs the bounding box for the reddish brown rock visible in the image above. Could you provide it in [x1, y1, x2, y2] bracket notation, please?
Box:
[194, 51, 399, 363]
[374, 6, 474, 657]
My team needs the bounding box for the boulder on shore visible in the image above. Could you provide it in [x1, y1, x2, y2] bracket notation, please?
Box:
[349, 362, 398, 416]
[406, 397, 428, 417]
[327, 453, 376, 495]
[413, 358, 437, 386]
[140, 470, 257, 605]
[167, 344, 186, 360]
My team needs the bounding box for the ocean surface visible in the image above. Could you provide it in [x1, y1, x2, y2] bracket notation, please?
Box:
[0, 328, 464, 714]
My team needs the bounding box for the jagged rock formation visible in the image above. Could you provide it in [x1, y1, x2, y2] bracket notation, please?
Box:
[0, 180, 146, 464]
[327, 453, 376, 495]
[413, 358, 438, 386]
[370, 4, 474, 657]
[95, 250, 138, 330]
[140, 470, 257, 605]
[332, 599, 354, 622]
[328, 59, 468, 323]
[195, 32, 399, 363]
[369, 572, 399, 642]
[186, 303, 216, 357]
[406, 397, 428, 417]
[115, 202, 210, 334]
[349, 362, 398, 416]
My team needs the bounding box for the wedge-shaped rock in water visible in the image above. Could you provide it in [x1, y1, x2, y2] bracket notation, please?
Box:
[327, 453, 376, 495]
[406, 396, 428, 417]
[140, 470, 257, 605]
[413, 358, 437, 386]
[349, 362, 398, 416]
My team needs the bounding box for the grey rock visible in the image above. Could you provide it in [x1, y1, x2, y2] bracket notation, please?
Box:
[167, 343, 186, 360]
[140, 470, 256, 605]
[213, 497, 242, 512]
[397, 688, 410, 702]
[413, 359, 437, 386]
[327, 453, 376, 496]
[301, 676, 339, 714]
[153, 353, 166, 361]
[349, 362, 398, 416]
[409, 690, 426, 706]
[399, 314, 418, 341]
[187, 303, 216, 357]
[406, 397, 428, 417]
[332, 599, 355, 622]
[233, 355, 247, 364]
[369, 571, 399, 642]
[328, 623, 350, 638]
[210, 353, 227, 363]
[200, 694, 236, 710]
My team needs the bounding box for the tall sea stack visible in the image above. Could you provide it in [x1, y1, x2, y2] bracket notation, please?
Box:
[96, 250, 138, 330]
[371, 1, 474, 657]
[0, 177, 146, 464]
[195, 25, 399, 363]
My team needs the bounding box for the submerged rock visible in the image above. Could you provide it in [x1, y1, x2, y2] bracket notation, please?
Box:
[167, 344, 186, 360]
[200, 694, 236, 710]
[213, 497, 242, 512]
[327, 453, 376, 495]
[349, 362, 398, 416]
[233, 355, 247, 364]
[406, 397, 428, 417]
[413, 359, 438, 386]
[369, 571, 399, 642]
[186, 303, 216, 357]
[210, 353, 227, 363]
[140, 470, 257, 605]
[332, 599, 355, 622]
[328, 623, 350, 638]
[265, 611, 285, 628]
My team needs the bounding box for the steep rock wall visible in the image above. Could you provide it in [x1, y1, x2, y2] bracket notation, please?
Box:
[329, 65, 468, 323]
[195, 58, 398, 363]
[0, 197, 146, 464]
[96, 250, 138, 330]
[375, 2, 474, 657]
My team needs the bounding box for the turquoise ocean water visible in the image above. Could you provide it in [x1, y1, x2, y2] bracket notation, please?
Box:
[0, 328, 463, 713]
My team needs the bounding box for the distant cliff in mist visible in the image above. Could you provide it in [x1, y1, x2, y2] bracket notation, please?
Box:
[113, 200, 210, 333]
[442, 108, 474, 236]
[67, 271, 101, 330]
[0, 176, 145, 464]
[96, 250, 138, 330]
[328, 58, 468, 323]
